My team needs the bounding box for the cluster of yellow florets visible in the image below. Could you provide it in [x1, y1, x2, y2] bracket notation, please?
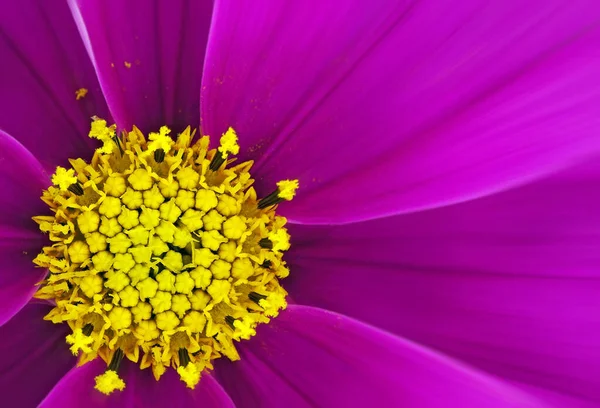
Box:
[33, 119, 298, 394]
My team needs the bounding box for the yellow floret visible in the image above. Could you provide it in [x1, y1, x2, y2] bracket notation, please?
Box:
[159, 200, 182, 223]
[113, 253, 135, 272]
[207, 280, 231, 303]
[139, 207, 161, 229]
[80, 274, 104, 298]
[118, 207, 140, 229]
[155, 311, 180, 331]
[120, 286, 140, 307]
[190, 267, 212, 290]
[174, 272, 195, 294]
[104, 175, 127, 197]
[131, 302, 152, 322]
[150, 291, 172, 313]
[171, 294, 191, 317]
[128, 168, 153, 191]
[99, 216, 121, 237]
[222, 216, 246, 239]
[210, 259, 231, 279]
[179, 209, 204, 231]
[85, 232, 107, 253]
[176, 167, 200, 190]
[138, 278, 159, 300]
[156, 270, 176, 292]
[99, 197, 122, 218]
[202, 209, 224, 230]
[77, 211, 100, 234]
[183, 311, 207, 333]
[121, 188, 143, 209]
[175, 190, 195, 212]
[158, 179, 179, 198]
[143, 185, 165, 209]
[92, 251, 114, 272]
[68, 241, 90, 264]
[109, 307, 132, 330]
[135, 320, 159, 341]
[195, 189, 218, 212]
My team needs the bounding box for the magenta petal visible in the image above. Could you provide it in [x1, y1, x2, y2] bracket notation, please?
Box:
[202, 0, 600, 223]
[41, 359, 234, 408]
[0, 303, 74, 407]
[0, 131, 49, 325]
[0, 0, 110, 169]
[68, 0, 213, 133]
[286, 159, 600, 404]
[215, 305, 545, 407]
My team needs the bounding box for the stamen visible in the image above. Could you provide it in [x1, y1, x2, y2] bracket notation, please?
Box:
[259, 238, 273, 249]
[82, 323, 94, 336]
[154, 148, 165, 163]
[225, 315, 236, 329]
[67, 183, 84, 196]
[178, 348, 191, 367]
[248, 291, 267, 304]
[108, 348, 125, 372]
[257, 180, 299, 209]
[94, 349, 125, 395]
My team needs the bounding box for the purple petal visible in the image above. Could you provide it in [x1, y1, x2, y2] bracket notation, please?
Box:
[41, 359, 234, 408]
[0, 303, 74, 407]
[285, 158, 600, 404]
[0, 131, 49, 325]
[215, 305, 545, 407]
[202, 0, 600, 223]
[68, 0, 213, 133]
[0, 0, 110, 170]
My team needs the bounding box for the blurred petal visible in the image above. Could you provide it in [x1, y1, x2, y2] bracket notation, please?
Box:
[215, 305, 545, 407]
[202, 0, 600, 223]
[41, 359, 234, 408]
[0, 130, 48, 325]
[0, 303, 74, 407]
[286, 158, 600, 404]
[68, 0, 213, 133]
[0, 0, 110, 169]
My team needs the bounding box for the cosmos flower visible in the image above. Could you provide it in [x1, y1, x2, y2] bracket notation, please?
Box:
[1, 0, 599, 407]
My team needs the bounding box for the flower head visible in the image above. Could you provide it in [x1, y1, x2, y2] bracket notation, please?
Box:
[1, 0, 600, 407]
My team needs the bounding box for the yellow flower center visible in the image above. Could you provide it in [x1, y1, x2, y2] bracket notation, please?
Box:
[33, 118, 298, 394]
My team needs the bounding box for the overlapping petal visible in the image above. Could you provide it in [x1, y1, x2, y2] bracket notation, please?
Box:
[0, 131, 49, 325]
[286, 159, 600, 404]
[202, 0, 600, 223]
[40, 359, 234, 408]
[0, 0, 109, 169]
[0, 303, 74, 407]
[68, 0, 213, 133]
[215, 305, 546, 407]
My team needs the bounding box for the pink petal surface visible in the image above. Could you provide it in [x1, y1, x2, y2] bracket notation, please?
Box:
[286, 158, 600, 404]
[0, 303, 74, 407]
[41, 359, 234, 408]
[202, 0, 600, 224]
[0, 0, 109, 170]
[68, 0, 213, 133]
[215, 305, 547, 407]
[0, 130, 48, 325]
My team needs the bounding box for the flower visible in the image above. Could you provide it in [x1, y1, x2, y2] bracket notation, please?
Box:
[1, 0, 599, 407]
